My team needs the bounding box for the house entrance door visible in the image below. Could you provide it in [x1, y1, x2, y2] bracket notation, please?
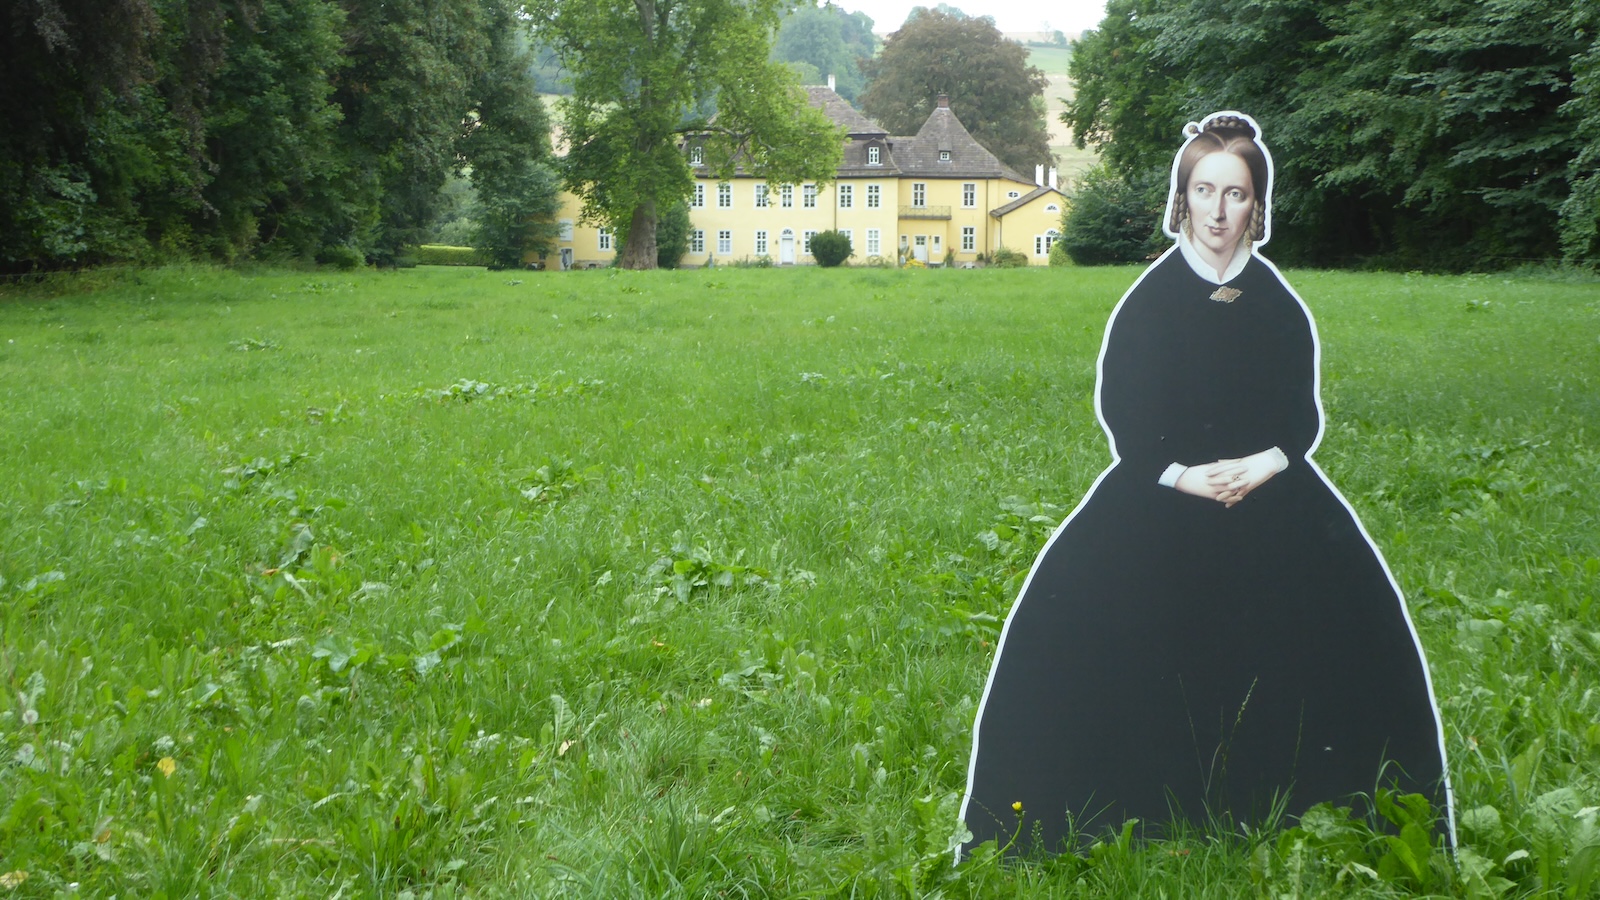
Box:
[913, 235, 928, 263]
[780, 229, 796, 265]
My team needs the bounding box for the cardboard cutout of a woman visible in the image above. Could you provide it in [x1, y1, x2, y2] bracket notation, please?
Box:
[958, 112, 1452, 855]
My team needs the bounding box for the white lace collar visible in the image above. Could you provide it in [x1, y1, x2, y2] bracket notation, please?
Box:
[1178, 232, 1251, 285]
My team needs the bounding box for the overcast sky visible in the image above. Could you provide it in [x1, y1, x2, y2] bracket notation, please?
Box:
[831, 0, 1109, 36]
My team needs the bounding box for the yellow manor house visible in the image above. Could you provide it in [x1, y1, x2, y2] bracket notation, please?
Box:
[551, 85, 1066, 268]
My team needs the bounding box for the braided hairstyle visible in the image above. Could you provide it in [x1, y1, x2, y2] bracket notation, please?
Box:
[1166, 113, 1270, 246]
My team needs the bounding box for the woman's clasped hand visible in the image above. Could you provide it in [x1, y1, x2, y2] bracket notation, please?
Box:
[1173, 446, 1288, 507]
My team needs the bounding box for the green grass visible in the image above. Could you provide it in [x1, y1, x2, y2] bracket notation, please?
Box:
[1026, 46, 1074, 76]
[2, 264, 1598, 897]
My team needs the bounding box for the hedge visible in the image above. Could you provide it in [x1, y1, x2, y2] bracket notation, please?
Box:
[416, 244, 489, 266]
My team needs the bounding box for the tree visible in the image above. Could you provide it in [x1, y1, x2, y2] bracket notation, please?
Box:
[1060, 163, 1165, 265]
[771, 4, 878, 100]
[654, 200, 692, 268]
[857, 10, 1052, 175]
[527, 0, 844, 269]
[461, 0, 561, 269]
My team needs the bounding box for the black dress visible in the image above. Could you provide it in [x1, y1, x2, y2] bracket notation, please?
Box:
[959, 249, 1449, 855]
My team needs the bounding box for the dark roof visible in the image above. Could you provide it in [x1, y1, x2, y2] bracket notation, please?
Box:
[891, 105, 1034, 182]
[804, 86, 887, 137]
[989, 185, 1064, 218]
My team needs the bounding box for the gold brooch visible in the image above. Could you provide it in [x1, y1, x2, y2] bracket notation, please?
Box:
[1210, 286, 1242, 303]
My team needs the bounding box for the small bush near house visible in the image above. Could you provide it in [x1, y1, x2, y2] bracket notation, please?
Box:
[810, 230, 853, 267]
[1049, 240, 1073, 267]
[989, 247, 1030, 268]
[416, 244, 489, 266]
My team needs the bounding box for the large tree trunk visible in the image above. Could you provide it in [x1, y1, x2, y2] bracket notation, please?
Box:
[618, 199, 659, 269]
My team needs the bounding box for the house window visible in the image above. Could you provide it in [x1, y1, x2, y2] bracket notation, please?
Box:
[781, 184, 793, 208]
[1035, 229, 1060, 256]
[1045, 203, 1061, 214]
[866, 228, 881, 256]
[598, 227, 612, 251]
[692, 183, 705, 208]
[912, 183, 926, 207]
[866, 184, 881, 208]
[962, 183, 976, 208]
[717, 182, 732, 209]
[1007, 190, 1021, 200]
[840, 228, 853, 250]
[803, 230, 817, 254]
[803, 184, 817, 208]
[559, 219, 574, 241]
[939, 150, 951, 162]
[755, 230, 768, 256]
[717, 229, 732, 255]
[932, 234, 942, 255]
[755, 184, 769, 208]
[838, 184, 853, 209]
[690, 229, 705, 254]
[867, 145, 881, 166]
[961, 226, 975, 251]
[689, 146, 703, 166]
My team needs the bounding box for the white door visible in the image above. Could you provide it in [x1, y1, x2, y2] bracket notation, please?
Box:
[914, 235, 928, 263]
[780, 229, 796, 265]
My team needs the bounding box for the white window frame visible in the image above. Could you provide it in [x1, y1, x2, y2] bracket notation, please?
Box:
[690, 229, 705, 254]
[839, 228, 853, 251]
[689, 146, 703, 166]
[866, 184, 881, 209]
[838, 184, 853, 209]
[912, 182, 926, 207]
[1035, 229, 1060, 256]
[962, 183, 976, 208]
[803, 230, 817, 255]
[1007, 190, 1021, 200]
[597, 227, 612, 251]
[717, 182, 732, 209]
[866, 228, 881, 256]
[939, 150, 951, 162]
[961, 226, 975, 251]
[755, 229, 768, 256]
[867, 145, 881, 166]
[932, 234, 942, 254]
[781, 184, 793, 208]
[803, 183, 817, 209]
[755, 183, 769, 208]
[717, 229, 732, 255]
[692, 183, 705, 209]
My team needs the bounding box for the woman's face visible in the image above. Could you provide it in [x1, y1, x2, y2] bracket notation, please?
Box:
[1186, 150, 1255, 260]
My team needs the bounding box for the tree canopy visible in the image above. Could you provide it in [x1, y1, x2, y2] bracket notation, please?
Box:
[1066, 0, 1600, 269]
[857, 10, 1053, 176]
[0, 0, 556, 272]
[527, 0, 843, 269]
[771, 4, 878, 101]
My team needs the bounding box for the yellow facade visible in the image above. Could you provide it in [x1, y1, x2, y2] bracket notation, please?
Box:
[547, 90, 1065, 268]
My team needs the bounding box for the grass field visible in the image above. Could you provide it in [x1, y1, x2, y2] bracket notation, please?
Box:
[2, 264, 1598, 897]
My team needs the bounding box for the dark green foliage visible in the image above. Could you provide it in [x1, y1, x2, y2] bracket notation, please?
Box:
[771, 5, 878, 101]
[655, 201, 692, 269]
[1061, 165, 1166, 266]
[1065, 0, 1600, 270]
[316, 244, 367, 269]
[858, 10, 1053, 175]
[809, 229, 852, 267]
[461, 0, 561, 271]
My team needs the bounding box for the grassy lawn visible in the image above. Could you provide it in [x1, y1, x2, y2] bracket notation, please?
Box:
[2, 264, 1597, 897]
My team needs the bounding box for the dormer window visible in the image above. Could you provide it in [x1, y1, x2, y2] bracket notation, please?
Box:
[939, 150, 951, 162]
[867, 145, 881, 166]
[1007, 190, 1021, 200]
[689, 146, 703, 166]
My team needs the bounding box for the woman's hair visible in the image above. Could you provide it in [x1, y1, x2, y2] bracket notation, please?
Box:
[1165, 113, 1271, 245]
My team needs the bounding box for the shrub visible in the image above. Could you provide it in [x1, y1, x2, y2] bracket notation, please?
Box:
[1061, 163, 1167, 265]
[655, 200, 692, 269]
[415, 244, 488, 266]
[989, 247, 1030, 268]
[1048, 239, 1073, 267]
[809, 230, 853, 267]
[316, 244, 366, 270]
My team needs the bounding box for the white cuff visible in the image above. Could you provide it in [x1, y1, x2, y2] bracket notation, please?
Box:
[1158, 463, 1187, 488]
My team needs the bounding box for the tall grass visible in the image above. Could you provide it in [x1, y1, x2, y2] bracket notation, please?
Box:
[1, 264, 1596, 897]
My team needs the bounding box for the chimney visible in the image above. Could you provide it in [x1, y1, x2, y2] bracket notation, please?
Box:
[828, 73, 836, 92]
[937, 93, 950, 109]
[1035, 164, 1044, 186]
[1048, 167, 1058, 190]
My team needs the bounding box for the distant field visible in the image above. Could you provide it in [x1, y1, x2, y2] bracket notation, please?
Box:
[1025, 44, 1073, 75]
[3, 264, 1597, 896]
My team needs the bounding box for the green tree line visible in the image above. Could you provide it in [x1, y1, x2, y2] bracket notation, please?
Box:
[1065, 0, 1600, 270]
[2, 0, 557, 274]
